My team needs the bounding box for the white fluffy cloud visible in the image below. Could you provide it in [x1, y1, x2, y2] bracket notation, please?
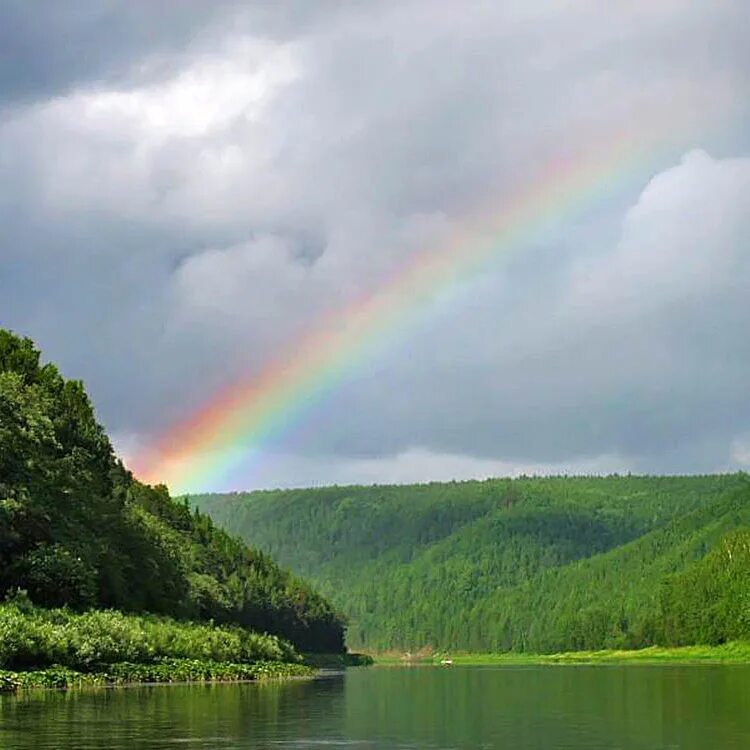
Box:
[569, 150, 750, 318]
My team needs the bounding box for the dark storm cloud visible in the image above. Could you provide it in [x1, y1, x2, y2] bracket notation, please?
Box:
[1, 1, 217, 104]
[0, 0, 351, 105]
[1, 1, 749, 489]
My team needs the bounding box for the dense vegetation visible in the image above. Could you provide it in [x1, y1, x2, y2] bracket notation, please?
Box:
[0, 596, 313, 692]
[4, 326, 748, 663]
[0, 329, 345, 654]
[660, 528, 750, 646]
[0, 596, 296, 670]
[0, 659, 313, 692]
[192, 474, 750, 653]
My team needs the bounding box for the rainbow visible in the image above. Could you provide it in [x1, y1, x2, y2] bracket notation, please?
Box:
[133, 129, 678, 493]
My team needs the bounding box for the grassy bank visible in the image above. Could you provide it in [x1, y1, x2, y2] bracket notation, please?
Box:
[0, 600, 299, 668]
[372, 642, 750, 666]
[0, 600, 316, 692]
[0, 658, 313, 692]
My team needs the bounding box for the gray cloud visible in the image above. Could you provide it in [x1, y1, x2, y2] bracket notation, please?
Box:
[0, 1, 351, 106]
[1, 1, 748, 491]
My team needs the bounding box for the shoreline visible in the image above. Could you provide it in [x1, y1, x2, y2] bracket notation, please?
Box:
[0, 658, 316, 693]
[0, 653, 373, 694]
[7, 643, 749, 692]
[369, 641, 750, 667]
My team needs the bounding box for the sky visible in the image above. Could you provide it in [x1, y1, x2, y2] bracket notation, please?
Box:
[1, 1, 749, 492]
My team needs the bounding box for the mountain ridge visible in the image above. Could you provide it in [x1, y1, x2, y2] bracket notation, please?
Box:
[191, 473, 749, 651]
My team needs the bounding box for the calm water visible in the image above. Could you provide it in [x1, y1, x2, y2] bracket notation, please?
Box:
[2, 665, 750, 749]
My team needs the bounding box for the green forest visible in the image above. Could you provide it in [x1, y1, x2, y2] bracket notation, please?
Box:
[0, 329, 345, 660]
[192, 473, 750, 653]
[3, 327, 749, 666]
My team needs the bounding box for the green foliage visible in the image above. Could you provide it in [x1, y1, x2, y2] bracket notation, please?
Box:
[0, 673, 20, 692]
[0, 601, 297, 670]
[659, 528, 750, 645]
[0, 658, 313, 692]
[192, 474, 750, 652]
[303, 652, 375, 668]
[0, 329, 344, 653]
[14, 544, 98, 607]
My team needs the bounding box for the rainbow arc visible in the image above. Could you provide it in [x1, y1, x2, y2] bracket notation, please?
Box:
[134, 130, 684, 493]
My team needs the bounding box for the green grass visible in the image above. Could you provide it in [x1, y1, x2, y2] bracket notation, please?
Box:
[370, 642, 750, 666]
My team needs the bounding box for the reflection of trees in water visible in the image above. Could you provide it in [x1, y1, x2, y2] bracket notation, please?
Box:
[341, 666, 750, 750]
[0, 677, 347, 750]
[4, 669, 750, 750]
[240, 674, 347, 744]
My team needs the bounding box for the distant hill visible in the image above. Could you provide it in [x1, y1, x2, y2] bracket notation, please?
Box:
[0, 329, 344, 653]
[191, 474, 750, 652]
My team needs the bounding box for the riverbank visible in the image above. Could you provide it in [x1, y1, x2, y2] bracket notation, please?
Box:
[0, 601, 320, 692]
[371, 641, 750, 666]
[0, 658, 314, 692]
[303, 652, 374, 668]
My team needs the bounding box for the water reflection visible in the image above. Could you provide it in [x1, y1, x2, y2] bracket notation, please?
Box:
[1, 666, 749, 749]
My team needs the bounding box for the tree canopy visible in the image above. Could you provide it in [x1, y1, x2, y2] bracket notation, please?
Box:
[0, 329, 345, 653]
[193, 473, 750, 652]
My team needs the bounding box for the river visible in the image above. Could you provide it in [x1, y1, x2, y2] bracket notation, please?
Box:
[2, 664, 749, 749]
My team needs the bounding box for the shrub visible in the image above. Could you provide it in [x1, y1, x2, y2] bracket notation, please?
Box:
[0, 602, 299, 671]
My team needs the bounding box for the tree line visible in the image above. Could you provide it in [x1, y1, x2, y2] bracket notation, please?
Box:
[193, 473, 750, 652]
[0, 329, 345, 653]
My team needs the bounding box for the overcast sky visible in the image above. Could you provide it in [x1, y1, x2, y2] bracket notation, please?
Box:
[1, 1, 749, 491]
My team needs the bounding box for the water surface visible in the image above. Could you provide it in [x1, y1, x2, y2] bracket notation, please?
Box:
[2, 665, 749, 749]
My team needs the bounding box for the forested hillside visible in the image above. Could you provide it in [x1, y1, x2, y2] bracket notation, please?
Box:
[192, 474, 750, 652]
[0, 330, 344, 653]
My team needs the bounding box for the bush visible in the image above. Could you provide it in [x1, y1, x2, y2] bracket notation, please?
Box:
[59, 609, 155, 666]
[0, 605, 66, 668]
[0, 659, 313, 691]
[0, 602, 299, 671]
